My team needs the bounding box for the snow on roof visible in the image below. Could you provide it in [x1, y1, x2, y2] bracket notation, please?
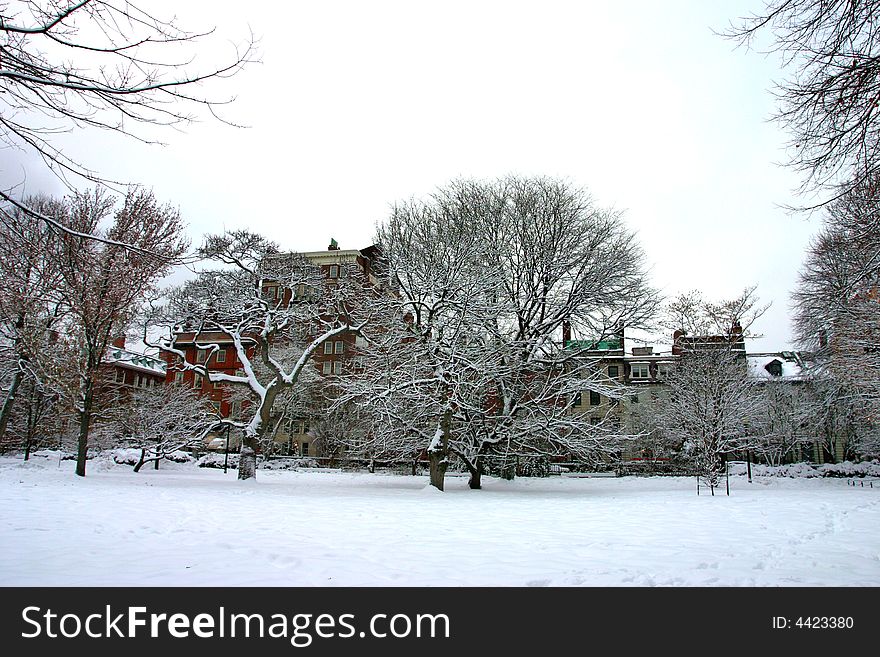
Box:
[104, 347, 166, 376]
[747, 352, 812, 382]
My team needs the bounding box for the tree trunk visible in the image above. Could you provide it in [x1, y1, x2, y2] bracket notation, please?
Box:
[0, 316, 26, 444]
[75, 383, 94, 477]
[134, 448, 147, 473]
[429, 451, 448, 491]
[428, 409, 452, 491]
[468, 465, 482, 490]
[0, 368, 23, 444]
[238, 434, 257, 480]
[459, 453, 482, 490]
[24, 437, 31, 461]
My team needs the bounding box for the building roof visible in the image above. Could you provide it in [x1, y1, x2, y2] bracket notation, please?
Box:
[104, 347, 166, 376]
[746, 352, 814, 382]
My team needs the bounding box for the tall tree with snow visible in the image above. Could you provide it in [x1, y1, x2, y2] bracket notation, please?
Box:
[50, 188, 188, 476]
[658, 288, 768, 494]
[157, 230, 372, 481]
[0, 195, 67, 444]
[337, 176, 656, 490]
[792, 175, 880, 459]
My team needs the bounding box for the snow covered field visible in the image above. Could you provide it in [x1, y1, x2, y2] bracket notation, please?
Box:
[1, 454, 878, 587]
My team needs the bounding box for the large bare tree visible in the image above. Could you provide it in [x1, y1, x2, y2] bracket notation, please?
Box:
[337, 176, 656, 491]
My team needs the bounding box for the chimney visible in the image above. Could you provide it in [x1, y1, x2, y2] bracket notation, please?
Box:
[112, 335, 126, 349]
[672, 329, 684, 356]
[562, 320, 571, 347]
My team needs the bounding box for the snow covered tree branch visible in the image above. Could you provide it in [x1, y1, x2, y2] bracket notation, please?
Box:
[155, 230, 374, 481]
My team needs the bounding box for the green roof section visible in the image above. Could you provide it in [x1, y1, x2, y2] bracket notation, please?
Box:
[565, 339, 622, 351]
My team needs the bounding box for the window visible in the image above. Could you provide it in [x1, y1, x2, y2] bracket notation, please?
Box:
[573, 392, 582, 407]
[630, 363, 650, 380]
[322, 361, 332, 375]
[589, 390, 600, 406]
[324, 341, 334, 355]
[216, 349, 226, 363]
[656, 364, 671, 379]
[765, 360, 783, 377]
[630, 394, 639, 404]
[194, 373, 203, 389]
[590, 417, 601, 426]
[334, 340, 344, 354]
[329, 265, 339, 279]
[291, 419, 310, 435]
[174, 371, 184, 384]
[333, 360, 343, 375]
[115, 369, 125, 384]
[607, 365, 619, 378]
[196, 348, 206, 363]
[301, 442, 309, 456]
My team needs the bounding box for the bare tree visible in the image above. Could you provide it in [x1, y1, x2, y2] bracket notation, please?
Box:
[1, 0, 255, 245]
[658, 288, 768, 494]
[793, 176, 880, 340]
[727, 0, 880, 203]
[0, 194, 66, 441]
[45, 187, 188, 476]
[0, 364, 65, 458]
[337, 176, 657, 491]
[792, 176, 880, 455]
[157, 230, 371, 480]
[751, 380, 818, 466]
[106, 383, 218, 472]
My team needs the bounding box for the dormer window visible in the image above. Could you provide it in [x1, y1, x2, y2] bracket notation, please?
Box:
[765, 359, 783, 377]
[630, 362, 650, 380]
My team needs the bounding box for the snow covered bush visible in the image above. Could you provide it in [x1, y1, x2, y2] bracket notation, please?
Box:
[197, 453, 239, 469]
[817, 460, 880, 478]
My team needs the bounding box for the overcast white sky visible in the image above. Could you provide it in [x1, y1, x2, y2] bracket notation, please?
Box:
[1, 0, 822, 351]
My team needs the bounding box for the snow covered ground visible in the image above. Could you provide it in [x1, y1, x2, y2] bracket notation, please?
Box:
[1, 453, 878, 586]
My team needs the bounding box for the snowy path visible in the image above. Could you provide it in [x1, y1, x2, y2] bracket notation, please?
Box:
[1, 456, 878, 586]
